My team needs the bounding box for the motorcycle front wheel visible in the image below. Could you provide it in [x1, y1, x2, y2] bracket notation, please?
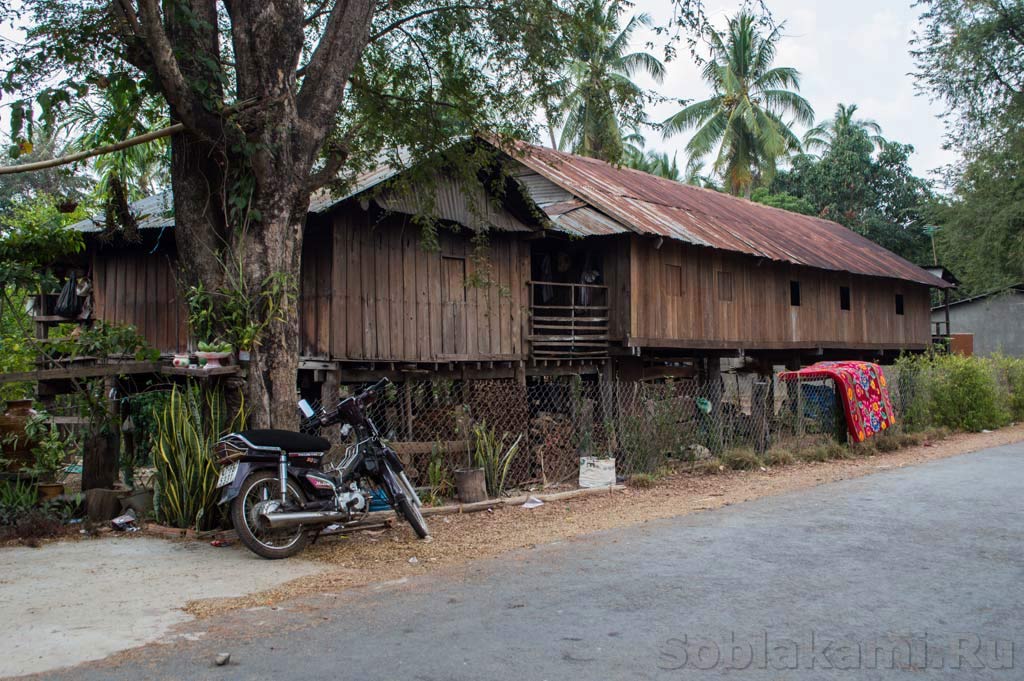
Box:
[231, 470, 311, 559]
[397, 495, 429, 539]
[385, 467, 429, 539]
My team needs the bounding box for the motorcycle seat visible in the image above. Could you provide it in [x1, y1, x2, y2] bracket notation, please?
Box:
[237, 429, 331, 453]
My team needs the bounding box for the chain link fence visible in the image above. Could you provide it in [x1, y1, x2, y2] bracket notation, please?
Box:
[331, 369, 874, 497]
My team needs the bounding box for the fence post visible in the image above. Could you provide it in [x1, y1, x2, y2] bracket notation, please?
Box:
[753, 379, 770, 454]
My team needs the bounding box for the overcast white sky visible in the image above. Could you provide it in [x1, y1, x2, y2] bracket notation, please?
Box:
[627, 0, 955, 181]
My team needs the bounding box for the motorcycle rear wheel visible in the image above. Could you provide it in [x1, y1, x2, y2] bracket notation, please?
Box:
[231, 471, 311, 559]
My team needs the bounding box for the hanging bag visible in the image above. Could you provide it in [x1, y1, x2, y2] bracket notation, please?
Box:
[54, 273, 82, 318]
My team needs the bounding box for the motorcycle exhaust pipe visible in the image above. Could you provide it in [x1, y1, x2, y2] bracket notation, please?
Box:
[261, 510, 347, 529]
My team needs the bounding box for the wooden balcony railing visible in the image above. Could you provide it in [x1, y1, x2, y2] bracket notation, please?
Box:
[528, 281, 609, 359]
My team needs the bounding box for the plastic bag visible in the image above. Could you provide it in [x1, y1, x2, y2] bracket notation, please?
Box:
[54, 273, 82, 318]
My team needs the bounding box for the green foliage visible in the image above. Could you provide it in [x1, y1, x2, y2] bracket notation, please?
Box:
[662, 11, 814, 195]
[153, 385, 245, 531]
[612, 384, 680, 473]
[934, 127, 1024, 293]
[771, 107, 934, 264]
[720, 447, 761, 470]
[762, 446, 795, 467]
[185, 265, 295, 351]
[624, 149, 682, 181]
[911, 0, 1024, 148]
[425, 444, 455, 506]
[0, 479, 37, 524]
[23, 413, 72, 483]
[749, 187, 814, 215]
[0, 194, 85, 290]
[894, 353, 1011, 432]
[553, 0, 664, 164]
[472, 421, 523, 498]
[626, 472, 657, 488]
[908, 1, 1024, 294]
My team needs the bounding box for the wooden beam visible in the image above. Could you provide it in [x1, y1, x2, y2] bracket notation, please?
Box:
[0, 361, 161, 384]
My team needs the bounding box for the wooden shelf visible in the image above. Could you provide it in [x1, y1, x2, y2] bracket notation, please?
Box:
[160, 365, 241, 378]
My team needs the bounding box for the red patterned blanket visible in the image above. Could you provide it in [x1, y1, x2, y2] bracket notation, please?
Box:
[779, 361, 895, 442]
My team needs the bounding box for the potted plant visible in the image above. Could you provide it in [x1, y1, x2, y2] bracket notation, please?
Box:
[452, 406, 486, 503]
[195, 340, 234, 369]
[24, 414, 68, 500]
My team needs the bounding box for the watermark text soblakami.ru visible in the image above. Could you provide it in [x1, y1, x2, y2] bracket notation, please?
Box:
[656, 632, 1014, 672]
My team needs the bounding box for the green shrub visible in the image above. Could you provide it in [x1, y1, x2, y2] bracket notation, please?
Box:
[720, 447, 762, 470]
[153, 385, 244, 531]
[627, 473, 657, 488]
[763, 447, 795, 467]
[894, 353, 1011, 432]
[472, 422, 523, 498]
[932, 354, 1008, 430]
[797, 440, 849, 462]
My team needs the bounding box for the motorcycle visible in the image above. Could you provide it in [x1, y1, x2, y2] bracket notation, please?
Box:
[214, 378, 429, 559]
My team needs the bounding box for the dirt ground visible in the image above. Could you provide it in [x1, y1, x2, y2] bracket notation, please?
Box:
[185, 424, 1024, 618]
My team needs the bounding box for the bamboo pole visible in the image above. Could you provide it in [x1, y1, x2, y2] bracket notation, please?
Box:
[0, 124, 185, 175]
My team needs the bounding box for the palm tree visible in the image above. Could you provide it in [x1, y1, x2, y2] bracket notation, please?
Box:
[555, 0, 665, 164]
[625, 148, 682, 181]
[661, 11, 814, 196]
[803, 103, 886, 154]
[65, 78, 169, 201]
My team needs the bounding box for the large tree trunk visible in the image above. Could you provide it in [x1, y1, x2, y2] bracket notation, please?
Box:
[236, 189, 308, 429]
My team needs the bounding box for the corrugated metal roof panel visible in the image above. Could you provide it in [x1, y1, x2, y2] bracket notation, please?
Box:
[70, 192, 174, 233]
[549, 206, 629, 237]
[506, 141, 950, 288]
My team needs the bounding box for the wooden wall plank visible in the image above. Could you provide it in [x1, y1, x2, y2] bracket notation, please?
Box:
[629, 238, 933, 349]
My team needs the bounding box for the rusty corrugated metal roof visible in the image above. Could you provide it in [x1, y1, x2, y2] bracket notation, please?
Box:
[507, 140, 950, 288]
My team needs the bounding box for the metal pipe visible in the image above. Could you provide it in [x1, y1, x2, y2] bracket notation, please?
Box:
[278, 454, 288, 504]
[261, 510, 348, 529]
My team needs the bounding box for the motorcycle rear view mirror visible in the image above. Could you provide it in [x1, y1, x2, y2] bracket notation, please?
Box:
[297, 399, 315, 418]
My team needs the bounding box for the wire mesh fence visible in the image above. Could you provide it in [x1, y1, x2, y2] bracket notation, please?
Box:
[336, 371, 863, 496]
[32, 360, 972, 502]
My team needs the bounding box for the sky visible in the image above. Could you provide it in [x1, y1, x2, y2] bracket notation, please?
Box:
[627, 0, 956, 181]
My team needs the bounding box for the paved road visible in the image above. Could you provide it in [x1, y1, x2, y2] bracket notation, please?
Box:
[37, 443, 1024, 680]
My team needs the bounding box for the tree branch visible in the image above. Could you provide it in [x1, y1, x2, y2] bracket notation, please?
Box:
[306, 123, 364, 191]
[0, 124, 183, 175]
[131, 0, 203, 130]
[296, 0, 376, 136]
[369, 4, 492, 42]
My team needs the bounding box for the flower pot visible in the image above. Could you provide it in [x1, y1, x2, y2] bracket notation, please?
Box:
[454, 467, 488, 503]
[195, 351, 232, 369]
[36, 482, 65, 501]
[0, 400, 36, 473]
[171, 353, 190, 368]
[579, 456, 616, 488]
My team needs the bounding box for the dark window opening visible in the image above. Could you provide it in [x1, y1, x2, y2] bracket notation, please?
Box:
[718, 271, 734, 302]
[665, 264, 683, 296]
[895, 294, 905, 316]
[840, 286, 851, 311]
[789, 280, 801, 307]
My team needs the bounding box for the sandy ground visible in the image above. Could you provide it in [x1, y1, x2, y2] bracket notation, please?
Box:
[0, 536, 320, 678]
[185, 423, 1024, 618]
